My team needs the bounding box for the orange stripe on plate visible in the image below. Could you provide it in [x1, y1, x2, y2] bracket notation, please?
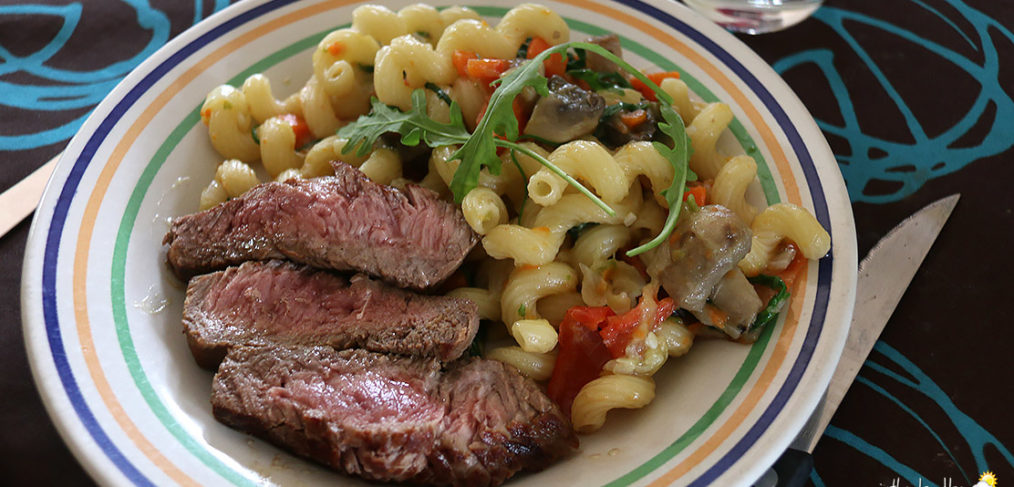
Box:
[554, 0, 809, 482]
[646, 273, 807, 485]
[559, 0, 803, 206]
[71, 0, 358, 483]
[70, 0, 813, 484]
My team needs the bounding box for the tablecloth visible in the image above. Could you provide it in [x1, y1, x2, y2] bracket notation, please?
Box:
[0, 1, 1010, 485]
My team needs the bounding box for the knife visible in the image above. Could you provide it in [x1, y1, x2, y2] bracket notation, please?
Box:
[0, 154, 59, 239]
[756, 193, 961, 487]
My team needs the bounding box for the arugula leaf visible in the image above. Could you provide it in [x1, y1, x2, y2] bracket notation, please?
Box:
[566, 48, 587, 71]
[547, 42, 696, 257]
[447, 54, 551, 202]
[424, 82, 453, 106]
[624, 102, 692, 256]
[747, 275, 790, 331]
[339, 41, 696, 255]
[567, 69, 631, 91]
[599, 101, 652, 122]
[338, 90, 470, 156]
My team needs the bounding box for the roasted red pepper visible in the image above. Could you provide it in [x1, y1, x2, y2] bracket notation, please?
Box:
[599, 296, 675, 358]
[547, 306, 614, 415]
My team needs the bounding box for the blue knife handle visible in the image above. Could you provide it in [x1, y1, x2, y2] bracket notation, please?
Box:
[772, 448, 813, 487]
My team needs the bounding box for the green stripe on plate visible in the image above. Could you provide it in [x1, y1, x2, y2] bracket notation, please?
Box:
[111, 27, 338, 486]
[111, 9, 783, 486]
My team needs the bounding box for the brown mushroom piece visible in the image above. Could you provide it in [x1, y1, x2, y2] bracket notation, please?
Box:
[652, 205, 762, 336]
[600, 101, 660, 148]
[693, 269, 764, 339]
[523, 75, 605, 143]
[584, 34, 624, 73]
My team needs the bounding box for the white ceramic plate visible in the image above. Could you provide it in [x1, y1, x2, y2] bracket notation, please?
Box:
[21, 1, 856, 486]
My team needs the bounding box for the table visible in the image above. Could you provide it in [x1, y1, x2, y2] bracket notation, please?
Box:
[1, 1, 1010, 485]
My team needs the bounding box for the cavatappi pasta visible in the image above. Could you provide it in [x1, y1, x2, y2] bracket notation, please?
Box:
[195, 3, 831, 435]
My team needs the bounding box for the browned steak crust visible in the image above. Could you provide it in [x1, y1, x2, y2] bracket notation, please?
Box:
[212, 346, 577, 486]
[164, 161, 477, 289]
[183, 261, 479, 368]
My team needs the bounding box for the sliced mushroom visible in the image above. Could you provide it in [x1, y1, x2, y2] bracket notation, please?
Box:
[584, 34, 623, 73]
[523, 76, 605, 143]
[692, 269, 763, 339]
[655, 205, 753, 313]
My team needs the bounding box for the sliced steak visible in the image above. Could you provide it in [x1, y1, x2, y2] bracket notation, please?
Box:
[212, 347, 445, 482]
[212, 346, 577, 486]
[164, 161, 477, 289]
[420, 359, 578, 486]
[183, 260, 478, 368]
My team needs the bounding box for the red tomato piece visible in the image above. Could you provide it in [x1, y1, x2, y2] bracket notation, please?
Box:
[547, 307, 614, 415]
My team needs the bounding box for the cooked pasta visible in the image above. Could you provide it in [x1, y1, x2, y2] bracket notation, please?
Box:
[462, 187, 509, 235]
[357, 147, 402, 184]
[711, 154, 760, 225]
[215, 159, 259, 198]
[198, 179, 228, 211]
[500, 262, 578, 327]
[535, 291, 585, 326]
[613, 141, 675, 205]
[527, 140, 629, 206]
[739, 203, 832, 276]
[686, 102, 734, 180]
[201, 86, 260, 162]
[258, 116, 304, 177]
[482, 186, 642, 266]
[656, 317, 694, 357]
[510, 319, 558, 353]
[486, 346, 556, 381]
[275, 168, 301, 183]
[189, 3, 835, 441]
[570, 375, 655, 433]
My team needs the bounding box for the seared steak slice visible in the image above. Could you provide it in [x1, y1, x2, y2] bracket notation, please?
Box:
[164, 161, 477, 289]
[212, 347, 445, 482]
[420, 359, 578, 486]
[183, 261, 478, 368]
[212, 346, 577, 486]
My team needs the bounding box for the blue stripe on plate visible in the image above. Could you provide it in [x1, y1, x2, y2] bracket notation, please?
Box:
[40, 0, 836, 485]
[612, 1, 833, 484]
[40, 0, 298, 484]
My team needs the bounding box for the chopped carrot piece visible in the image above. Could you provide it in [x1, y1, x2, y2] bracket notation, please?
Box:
[527, 37, 551, 59]
[466, 57, 512, 85]
[513, 98, 528, 133]
[630, 71, 682, 101]
[543, 51, 566, 78]
[279, 113, 313, 148]
[452, 50, 478, 77]
[326, 41, 345, 57]
[526, 37, 566, 77]
[619, 109, 648, 128]
[684, 185, 707, 206]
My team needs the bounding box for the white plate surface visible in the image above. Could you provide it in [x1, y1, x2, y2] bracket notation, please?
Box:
[21, 1, 856, 486]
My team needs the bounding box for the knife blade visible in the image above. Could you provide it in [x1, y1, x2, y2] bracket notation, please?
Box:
[764, 193, 960, 487]
[0, 154, 59, 239]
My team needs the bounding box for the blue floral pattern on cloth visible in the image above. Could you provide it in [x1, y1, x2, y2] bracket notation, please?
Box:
[0, 1, 228, 151]
[772, 0, 1014, 203]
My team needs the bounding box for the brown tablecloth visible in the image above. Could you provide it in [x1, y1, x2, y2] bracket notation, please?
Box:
[1, 1, 1011, 485]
